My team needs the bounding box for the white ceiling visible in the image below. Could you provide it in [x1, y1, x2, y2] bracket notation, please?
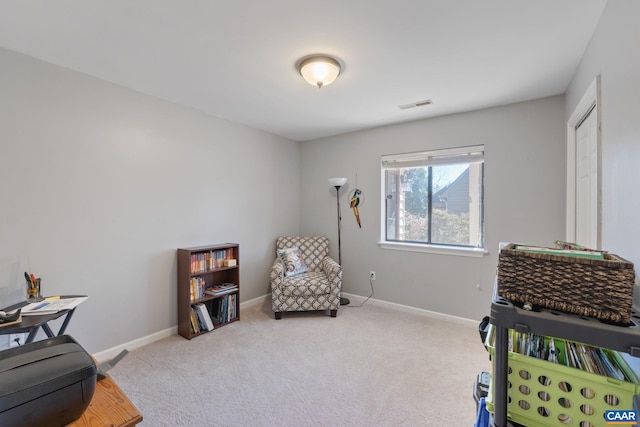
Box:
[0, 0, 607, 141]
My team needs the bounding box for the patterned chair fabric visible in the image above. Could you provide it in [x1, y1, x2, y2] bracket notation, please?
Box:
[270, 236, 342, 318]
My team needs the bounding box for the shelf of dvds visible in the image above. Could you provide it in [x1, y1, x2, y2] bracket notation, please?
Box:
[177, 243, 240, 339]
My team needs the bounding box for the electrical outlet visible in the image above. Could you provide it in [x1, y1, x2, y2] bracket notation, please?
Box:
[9, 333, 26, 348]
[370, 271, 376, 281]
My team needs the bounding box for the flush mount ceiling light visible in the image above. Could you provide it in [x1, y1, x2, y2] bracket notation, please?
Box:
[298, 55, 341, 89]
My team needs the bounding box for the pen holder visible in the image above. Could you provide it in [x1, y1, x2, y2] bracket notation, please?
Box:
[27, 278, 44, 302]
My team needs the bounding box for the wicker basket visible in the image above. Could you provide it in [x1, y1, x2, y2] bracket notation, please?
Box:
[497, 244, 635, 323]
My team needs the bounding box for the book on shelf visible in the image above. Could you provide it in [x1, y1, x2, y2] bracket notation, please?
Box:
[194, 303, 214, 331]
[190, 308, 201, 334]
[210, 294, 238, 325]
[189, 248, 236, 274]
[204, 283, 238, 297]
[212, 296, 225, 324]
[228, 294, 237, 322]
[189, 304, 213, 333]
[190, 276, 206, 301]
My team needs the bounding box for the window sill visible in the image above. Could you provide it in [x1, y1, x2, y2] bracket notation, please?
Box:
[378, 241, 489, 258]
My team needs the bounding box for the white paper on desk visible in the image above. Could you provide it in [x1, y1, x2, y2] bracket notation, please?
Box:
[20, 296, 88, 316]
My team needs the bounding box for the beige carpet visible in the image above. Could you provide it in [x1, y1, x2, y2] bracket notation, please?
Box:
[110, 298, 492, 426]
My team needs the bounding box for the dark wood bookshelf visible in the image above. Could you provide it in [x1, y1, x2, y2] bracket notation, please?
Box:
[177, 243, 240, 339]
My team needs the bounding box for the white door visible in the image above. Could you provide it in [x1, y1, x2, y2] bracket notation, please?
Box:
[566, 76, 601, 249]
[574, 106, 599, 248]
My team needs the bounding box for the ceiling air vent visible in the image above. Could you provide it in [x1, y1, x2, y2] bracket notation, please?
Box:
[398, 99, 433, 110]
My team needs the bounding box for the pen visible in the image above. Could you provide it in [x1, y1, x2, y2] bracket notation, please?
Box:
[24, 272, 34, 288]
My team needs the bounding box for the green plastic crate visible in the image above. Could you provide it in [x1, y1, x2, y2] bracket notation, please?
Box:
[485, 327, 640, 427]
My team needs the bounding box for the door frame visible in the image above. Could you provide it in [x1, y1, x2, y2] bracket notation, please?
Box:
[566, 75, 601, 248]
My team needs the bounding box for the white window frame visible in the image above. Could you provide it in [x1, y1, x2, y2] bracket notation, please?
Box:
[379, 145, 487, 258]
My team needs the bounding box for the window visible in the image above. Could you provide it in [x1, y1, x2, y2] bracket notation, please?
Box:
[381, 145, 484, 250]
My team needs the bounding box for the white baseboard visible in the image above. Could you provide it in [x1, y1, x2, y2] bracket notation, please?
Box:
[92, 292, 476, 362]
[92, 295, 269, 362]
[240, 293, 270, 308]
[341, 292, 479, 327]
[92, 326, 177, 363]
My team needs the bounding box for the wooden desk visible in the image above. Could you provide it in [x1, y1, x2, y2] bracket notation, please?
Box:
[68, 375, 143, 427]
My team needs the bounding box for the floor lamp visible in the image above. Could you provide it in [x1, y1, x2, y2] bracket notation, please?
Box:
[328, 177, 350, 306]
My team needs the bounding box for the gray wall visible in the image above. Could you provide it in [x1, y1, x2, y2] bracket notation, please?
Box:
[4, 1, 634, 353]
[299, 96, 567, 321]
[0, 47, 300, 353]
[566, 0, 640, 266]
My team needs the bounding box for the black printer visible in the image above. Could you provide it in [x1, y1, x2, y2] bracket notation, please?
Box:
[0, 335, 97, 427]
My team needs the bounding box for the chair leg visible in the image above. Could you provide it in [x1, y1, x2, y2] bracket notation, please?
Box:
[275, 312, 282, 320]
[330, 310, 337, 317]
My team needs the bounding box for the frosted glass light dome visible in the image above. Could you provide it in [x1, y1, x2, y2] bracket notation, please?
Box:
[299, 56, 341, 88]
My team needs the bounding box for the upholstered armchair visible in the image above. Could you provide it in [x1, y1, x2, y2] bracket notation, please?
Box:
[270, 236, 342, 319]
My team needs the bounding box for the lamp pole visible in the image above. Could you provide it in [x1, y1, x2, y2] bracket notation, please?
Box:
[331, 180, 350, 306]
[334, 185, 343, 266]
